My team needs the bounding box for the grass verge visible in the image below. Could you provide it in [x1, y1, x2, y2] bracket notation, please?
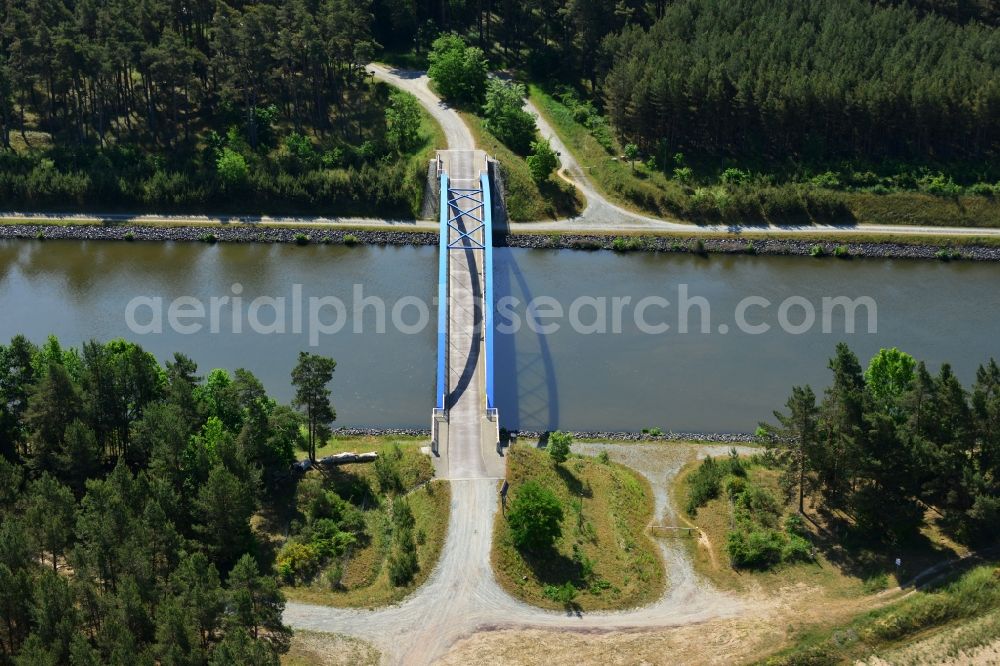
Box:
[491, 445, 663, 611]
[508, 227, 1000, 247]
[258, 436, 451, 609]
[459, 111, 582, 221]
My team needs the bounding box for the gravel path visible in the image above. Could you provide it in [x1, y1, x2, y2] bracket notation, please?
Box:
[283, 443, 757, 665]
[369, 64, 475, 153]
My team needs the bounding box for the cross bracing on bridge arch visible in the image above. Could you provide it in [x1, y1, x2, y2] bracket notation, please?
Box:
[446, 187, 485, 251]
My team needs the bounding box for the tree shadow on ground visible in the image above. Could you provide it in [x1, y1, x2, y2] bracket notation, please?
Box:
[555, 464, 592, 499]
[517, 544, 587, 615]
[539, 178, 584, 217]
[321, 468, 378, 510]
[807, 502, 963, 588]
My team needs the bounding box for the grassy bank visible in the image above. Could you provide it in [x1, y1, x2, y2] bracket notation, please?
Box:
[459, 111, 582, 222]
[508, 227, 1000, 250]
[671, 454, 967, 598]
[259, 436, 450, 609]
[492, 445, 663, 610]
[763, 563, 1000, 665]
[529, 85, 1000, 229]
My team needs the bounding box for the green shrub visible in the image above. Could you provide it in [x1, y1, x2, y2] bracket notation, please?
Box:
[969, 182, 998, 197]
[726, 527, 784, 569]
[734, 484, 781, 528]
[343, 234, 359, 246]
[611, 236, 644, 252]
[833, 244, 850, 258]
[276, 541, 321, 584]
[721, 167, 751, 186]
[508, 480, 563, 551]
[35, 230, 46, 241]
[809, 244, 825, 257]
[294, 233, 309, 245]
[373, 446, 403, 495]
[781, 534, 813, 563]
[482, 79, 537, 155]
[427, 33, 488, 105]
[783, 513, 808, 537]
[124, 231, 135, 242]
[723, 475, 747, 499]
[392, 497, 415, 532]
[547, 430, 572, 464]
[199, 233, 217, 244]
[216, 147, 249, 188]
[324, 564, 343, 591]
[308, 518, 357, 559]
[542, 581, 578, 605]
[810, 171, 842, 189]
[388, 526, 419, 586]
[919, 173, 962, 198]
[596, 450, 610, 465]
[685, 452, 746, 515]
[526, 138, 558, 183]
[385, 92, 423, 153]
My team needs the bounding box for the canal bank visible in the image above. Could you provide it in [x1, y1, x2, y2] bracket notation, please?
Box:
[3, 221, 1000, 261]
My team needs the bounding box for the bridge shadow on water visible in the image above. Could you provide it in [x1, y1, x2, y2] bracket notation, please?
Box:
[493, 248, 560, 433]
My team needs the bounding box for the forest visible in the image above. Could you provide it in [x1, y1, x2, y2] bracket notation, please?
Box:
[601, 0, 1000, 175]
[0, 335, 340, 665]
[0, 0, 430, 215]
[765, 344, 1000, 549]
[682, 344, 1000, 573]
[1, 0, 997, 217]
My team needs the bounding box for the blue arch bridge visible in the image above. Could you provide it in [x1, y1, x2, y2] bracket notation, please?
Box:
[431, 150, 505, 480]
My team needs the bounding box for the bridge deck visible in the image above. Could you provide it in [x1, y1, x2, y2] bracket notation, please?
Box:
[434, 150, 503, 480]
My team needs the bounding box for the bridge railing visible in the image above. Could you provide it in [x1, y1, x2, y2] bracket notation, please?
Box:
[435, 172, 449, 411]
[480, 171, 495, 411]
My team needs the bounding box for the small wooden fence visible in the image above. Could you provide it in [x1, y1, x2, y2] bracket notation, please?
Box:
[650, 525, 699, 538]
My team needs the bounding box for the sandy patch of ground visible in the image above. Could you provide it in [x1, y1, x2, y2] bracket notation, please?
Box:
[438, 615, 790, 666]
[283, 630, 380, 666]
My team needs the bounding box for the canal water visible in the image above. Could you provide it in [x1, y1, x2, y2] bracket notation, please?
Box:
[2, 240, 998, 432]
